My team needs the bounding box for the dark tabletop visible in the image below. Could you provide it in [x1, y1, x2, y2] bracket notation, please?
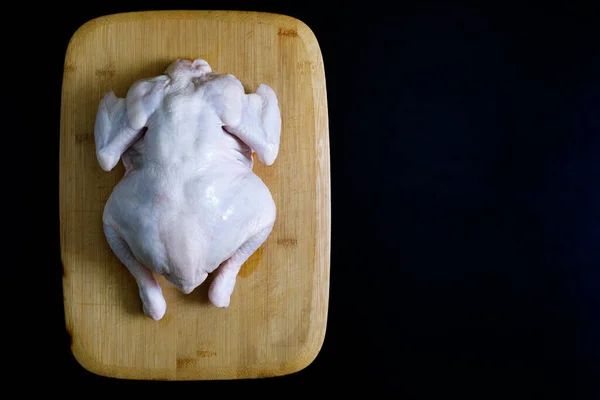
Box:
[22, 1, 600, 397]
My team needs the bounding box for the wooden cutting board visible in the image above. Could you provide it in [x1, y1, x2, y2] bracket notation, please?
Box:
[59, 10, 330, 381]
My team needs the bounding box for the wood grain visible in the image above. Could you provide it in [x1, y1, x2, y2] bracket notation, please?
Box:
[59, 10, 330, 381]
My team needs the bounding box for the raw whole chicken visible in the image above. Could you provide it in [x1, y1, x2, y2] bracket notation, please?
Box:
[94, 58, 281, 321]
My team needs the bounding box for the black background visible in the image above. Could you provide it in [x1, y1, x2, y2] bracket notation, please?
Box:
[17, 1, 600, 397]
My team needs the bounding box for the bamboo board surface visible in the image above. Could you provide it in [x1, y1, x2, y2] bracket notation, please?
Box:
[59, 10, 330, 380]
